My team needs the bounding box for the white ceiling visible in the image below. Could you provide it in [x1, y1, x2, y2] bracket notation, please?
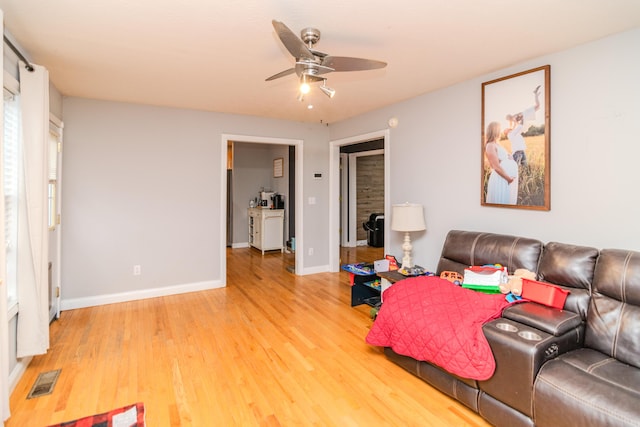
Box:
[1, 0, 639, 124]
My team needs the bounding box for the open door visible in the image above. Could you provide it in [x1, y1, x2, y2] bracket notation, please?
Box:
[48, 117, 63, 321]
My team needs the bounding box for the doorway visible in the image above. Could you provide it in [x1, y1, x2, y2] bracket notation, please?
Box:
[219, 134, 303, 284]
[329, 130, 390, 271]
[340, 141, 384, 248]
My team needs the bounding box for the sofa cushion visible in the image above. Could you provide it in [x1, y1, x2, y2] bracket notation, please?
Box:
[534, 348, 640, 427]
[537, 241, 599, 319]
[586, 248, 640, 369]
[538, 242, 599, 289]
[436, 230, 542, 276]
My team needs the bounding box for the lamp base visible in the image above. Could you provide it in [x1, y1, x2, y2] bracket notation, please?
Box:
[401, 231, 413, 269]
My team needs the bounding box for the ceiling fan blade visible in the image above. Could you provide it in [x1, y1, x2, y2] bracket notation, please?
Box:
[309, 48, 328, 58]
[321, 56, 387, 72]
[265, 68, 296, 81]
[272, 20, 314, 60]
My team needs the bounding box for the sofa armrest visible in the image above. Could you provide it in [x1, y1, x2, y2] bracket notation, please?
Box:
[503, 302, 582, 336]
[480, 317, 584, 417]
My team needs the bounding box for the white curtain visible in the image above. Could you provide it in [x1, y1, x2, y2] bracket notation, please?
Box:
[0, 129, 10, 420]
[1, 8, 12, 424]
[16, 61, 49, 358]
[0, 233, 9, 425]
[0, 211, 10, 425]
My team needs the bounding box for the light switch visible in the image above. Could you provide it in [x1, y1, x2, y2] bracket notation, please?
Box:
[308, 197, 316, 205]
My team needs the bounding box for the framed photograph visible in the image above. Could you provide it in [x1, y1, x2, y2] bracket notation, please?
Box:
[481, 65, 550, 210]
[273, 157, 284, 178]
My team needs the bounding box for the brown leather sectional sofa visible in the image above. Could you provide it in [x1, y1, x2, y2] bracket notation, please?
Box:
[384, 230, 640, 427]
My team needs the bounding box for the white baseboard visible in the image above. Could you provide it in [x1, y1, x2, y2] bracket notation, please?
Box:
[9, 356, 32, 395]
[356, 240, 368, 246]
[60, 280, 223, 311]
[231, 242, 249, 248]
[299, 264, 330, 275]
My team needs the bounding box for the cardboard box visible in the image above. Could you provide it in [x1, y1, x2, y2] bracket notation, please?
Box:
[374, 259, 390, 273]
[521, 279, 569, 309]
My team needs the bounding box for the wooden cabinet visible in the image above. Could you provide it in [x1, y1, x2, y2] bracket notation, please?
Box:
[248, 208, 284, 254]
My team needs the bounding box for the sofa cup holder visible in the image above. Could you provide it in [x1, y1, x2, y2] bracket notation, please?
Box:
[517, 330, 542, 341]
[496, 322, 519, 332]
[494, 322, 543, 341]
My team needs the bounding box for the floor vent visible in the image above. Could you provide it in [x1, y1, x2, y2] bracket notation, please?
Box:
[27, 369, 61, 399]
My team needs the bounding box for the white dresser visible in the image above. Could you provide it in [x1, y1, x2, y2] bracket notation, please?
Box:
[248, 208, 284, 254]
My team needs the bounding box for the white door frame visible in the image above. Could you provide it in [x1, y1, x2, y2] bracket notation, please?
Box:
[219, 134, 304, 284]
[340, 153, 349, 246]
[329, 129, 390, 272]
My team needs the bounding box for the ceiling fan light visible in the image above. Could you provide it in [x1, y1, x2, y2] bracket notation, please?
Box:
[320, 83, 335, 98]
[299, 75, 311, 94]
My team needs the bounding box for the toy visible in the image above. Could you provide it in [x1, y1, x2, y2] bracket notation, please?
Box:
[399, 265, 426, 276]
[506, 293, 523, 303]
[440, 271, 464, 285]
[499, 268, 536, 296]
[385, 255, 399, 271]
[483, 263, 503, 269]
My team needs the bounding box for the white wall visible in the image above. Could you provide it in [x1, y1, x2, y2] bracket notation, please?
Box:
[61, 98, 329, 308]
[269, 145, 290, 209]
[267, 144, 291, 242]
[233, 143, 276, 245]
[330, 28, 640, 271]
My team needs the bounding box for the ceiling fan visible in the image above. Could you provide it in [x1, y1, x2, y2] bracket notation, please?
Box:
[266, 20, 387, 101]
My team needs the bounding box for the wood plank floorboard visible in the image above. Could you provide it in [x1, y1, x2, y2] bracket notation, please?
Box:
[6, 246, 490, 426]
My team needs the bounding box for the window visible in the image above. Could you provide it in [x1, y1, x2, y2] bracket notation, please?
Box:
[3, 84, 21, 305]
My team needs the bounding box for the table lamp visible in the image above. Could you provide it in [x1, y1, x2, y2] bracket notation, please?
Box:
[391, 203, 426, 269]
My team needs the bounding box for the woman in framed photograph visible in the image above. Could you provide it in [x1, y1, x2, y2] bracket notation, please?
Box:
[484, 121, 518, 205]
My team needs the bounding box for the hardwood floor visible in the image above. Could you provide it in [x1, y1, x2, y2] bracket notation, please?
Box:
[6, 246, 490, 426]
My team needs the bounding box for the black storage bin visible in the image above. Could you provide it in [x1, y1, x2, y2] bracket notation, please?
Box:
[363, 213, 384, 247]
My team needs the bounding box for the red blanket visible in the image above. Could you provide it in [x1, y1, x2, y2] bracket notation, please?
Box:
[366, 276, 511, 380]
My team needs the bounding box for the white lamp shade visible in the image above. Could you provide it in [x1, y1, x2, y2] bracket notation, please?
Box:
[391, 203, 426, 232]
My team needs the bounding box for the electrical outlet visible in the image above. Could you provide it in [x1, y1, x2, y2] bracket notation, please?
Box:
[308, 248, 314, 256]
[133, 265, 141, 276]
